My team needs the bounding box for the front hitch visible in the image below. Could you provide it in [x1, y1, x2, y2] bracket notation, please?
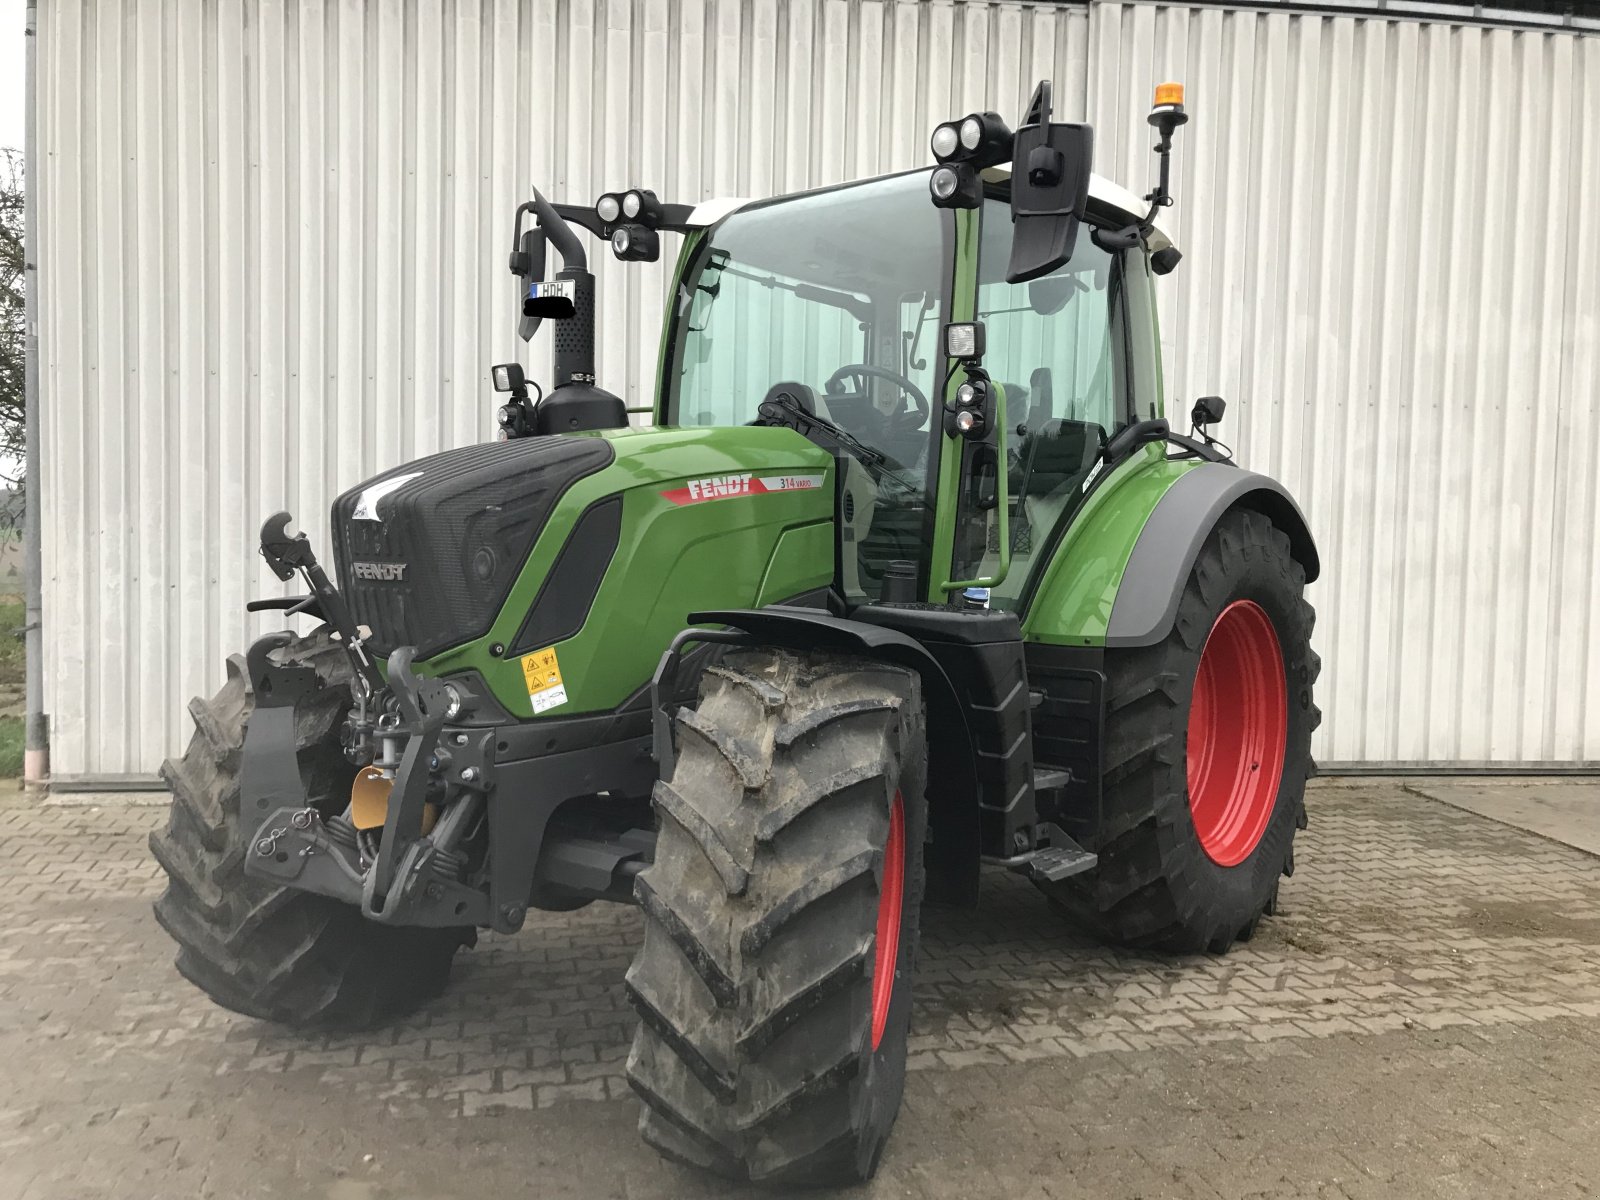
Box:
[240, 516, 496, 929]
[242, 639, 494, 929]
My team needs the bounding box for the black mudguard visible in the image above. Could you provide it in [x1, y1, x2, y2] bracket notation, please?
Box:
[690, 607, 983, 908]
[1105, 465, 1319, 649]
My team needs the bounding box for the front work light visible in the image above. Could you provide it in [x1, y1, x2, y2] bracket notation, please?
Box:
[944, 368, 992, 441]
[930, 110, 1013, 169]
[595, 193, 622, 224]
[611, 223, 660, 262]
[491, 362, 526, 393]
[943, 322, 987, 362]
[621, 188, 663, 225]
[929, 163, 983, 209]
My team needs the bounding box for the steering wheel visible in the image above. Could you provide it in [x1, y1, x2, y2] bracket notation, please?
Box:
[823, 364, 930, 435]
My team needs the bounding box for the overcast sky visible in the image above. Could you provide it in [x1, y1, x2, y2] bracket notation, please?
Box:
[0, 0, 24, 152]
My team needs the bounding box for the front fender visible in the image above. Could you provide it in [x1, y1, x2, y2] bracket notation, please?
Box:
[690, 607, 982, 908]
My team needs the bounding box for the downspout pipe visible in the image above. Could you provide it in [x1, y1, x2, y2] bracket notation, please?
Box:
[23, 0, 46, 789]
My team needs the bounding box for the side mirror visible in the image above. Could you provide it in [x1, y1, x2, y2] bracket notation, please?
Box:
[1008, 122, 1092, 284]
[514, 228, 547, 341]
[1007, 81, 1093, 285]
[509, 227, 544, 279]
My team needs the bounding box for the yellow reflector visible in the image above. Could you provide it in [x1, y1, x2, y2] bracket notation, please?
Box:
[350, 766, 393, 830]
[348, 765, 440, 835]
[1153, 81, 1185, 107]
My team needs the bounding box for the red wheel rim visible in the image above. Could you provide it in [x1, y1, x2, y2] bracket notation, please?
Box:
[870, 791, 905, 1051]
[1186, 600, 1288, 867]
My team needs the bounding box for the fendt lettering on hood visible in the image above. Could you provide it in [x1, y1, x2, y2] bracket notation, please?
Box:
[659, 472, 825, 507]
[352, 560, 408, 582]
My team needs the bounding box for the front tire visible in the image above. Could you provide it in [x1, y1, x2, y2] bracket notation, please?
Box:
[149, 630, 471, 1030]
[625, 648, 927, 1186]
[1039, 508, 1320, 953]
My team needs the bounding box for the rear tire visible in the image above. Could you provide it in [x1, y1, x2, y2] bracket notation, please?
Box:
[149, 630, 471, 1030]
[1039, 508, 1320, 953]
[625, 648, 927, 1186]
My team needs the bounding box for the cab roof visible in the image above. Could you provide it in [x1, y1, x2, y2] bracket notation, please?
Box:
[686, 168, 1176, 255]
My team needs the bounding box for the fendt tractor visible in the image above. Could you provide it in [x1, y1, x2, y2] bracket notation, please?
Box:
[152, 81, 1320, 1184]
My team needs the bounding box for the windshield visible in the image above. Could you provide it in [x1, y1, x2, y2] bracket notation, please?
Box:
[664, 173, 950, 603]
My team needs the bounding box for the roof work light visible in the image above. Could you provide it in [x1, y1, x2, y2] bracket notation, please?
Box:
[930, 110, 1013, 168]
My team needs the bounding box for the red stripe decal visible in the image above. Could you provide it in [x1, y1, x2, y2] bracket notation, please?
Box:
[660, 473, 824, 506]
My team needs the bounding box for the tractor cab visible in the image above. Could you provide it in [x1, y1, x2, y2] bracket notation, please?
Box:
[654, 163, 1173, 612]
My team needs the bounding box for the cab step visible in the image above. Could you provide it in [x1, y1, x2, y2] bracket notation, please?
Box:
[1024, 839, 1098, 883]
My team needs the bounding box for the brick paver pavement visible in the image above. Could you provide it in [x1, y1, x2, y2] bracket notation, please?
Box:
[2, 781, 1598, 1198]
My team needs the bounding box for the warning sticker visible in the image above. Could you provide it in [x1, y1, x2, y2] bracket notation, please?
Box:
[520, 646, 569, 714]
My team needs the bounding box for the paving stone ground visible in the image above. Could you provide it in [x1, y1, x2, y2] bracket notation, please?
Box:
[2, 781, 1599, 1198]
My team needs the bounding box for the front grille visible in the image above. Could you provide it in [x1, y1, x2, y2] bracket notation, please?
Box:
[330, 436, 615, 659]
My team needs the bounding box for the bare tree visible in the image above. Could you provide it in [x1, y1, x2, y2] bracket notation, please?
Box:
[0, 147, 21, 503]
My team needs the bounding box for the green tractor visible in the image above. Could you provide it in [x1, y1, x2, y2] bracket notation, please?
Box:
[151, 80, 1319, 1184]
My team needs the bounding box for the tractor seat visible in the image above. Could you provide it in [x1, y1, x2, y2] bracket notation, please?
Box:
[1015, 417, 1104, 498]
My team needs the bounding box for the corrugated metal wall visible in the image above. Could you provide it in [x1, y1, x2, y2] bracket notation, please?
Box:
[35, 0, 1599, 778]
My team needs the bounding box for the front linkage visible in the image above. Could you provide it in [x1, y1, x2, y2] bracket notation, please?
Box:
[241, 514, 497, 930]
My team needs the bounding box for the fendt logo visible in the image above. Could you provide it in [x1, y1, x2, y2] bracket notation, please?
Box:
[352, 560, 408, 582]
[660, 472, 825, 506]
[687, 473, 754, 500]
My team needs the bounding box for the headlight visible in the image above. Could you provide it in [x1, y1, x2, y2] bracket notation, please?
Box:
[956, 381, 978, 406]
[443, 683, 464, 720]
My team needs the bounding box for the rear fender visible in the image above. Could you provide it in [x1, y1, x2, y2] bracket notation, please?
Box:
[689, 607, 982, 908]
[1105, 465, 1319, 649]
[1023, 454, 1317, 649]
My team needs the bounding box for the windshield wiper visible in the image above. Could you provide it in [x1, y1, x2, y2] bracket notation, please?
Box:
[756, 392, 927, 504]
[757, 391, 885, 468]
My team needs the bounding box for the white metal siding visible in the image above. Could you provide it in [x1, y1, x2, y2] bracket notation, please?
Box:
[1086, 3, 1600, 765]
[35, 0, 1599, 778]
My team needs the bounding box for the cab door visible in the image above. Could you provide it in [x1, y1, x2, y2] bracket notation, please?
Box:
[942, 194, 1164, 611]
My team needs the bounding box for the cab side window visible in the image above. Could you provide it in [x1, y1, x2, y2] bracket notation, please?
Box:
[970, 199, 1133, 610]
